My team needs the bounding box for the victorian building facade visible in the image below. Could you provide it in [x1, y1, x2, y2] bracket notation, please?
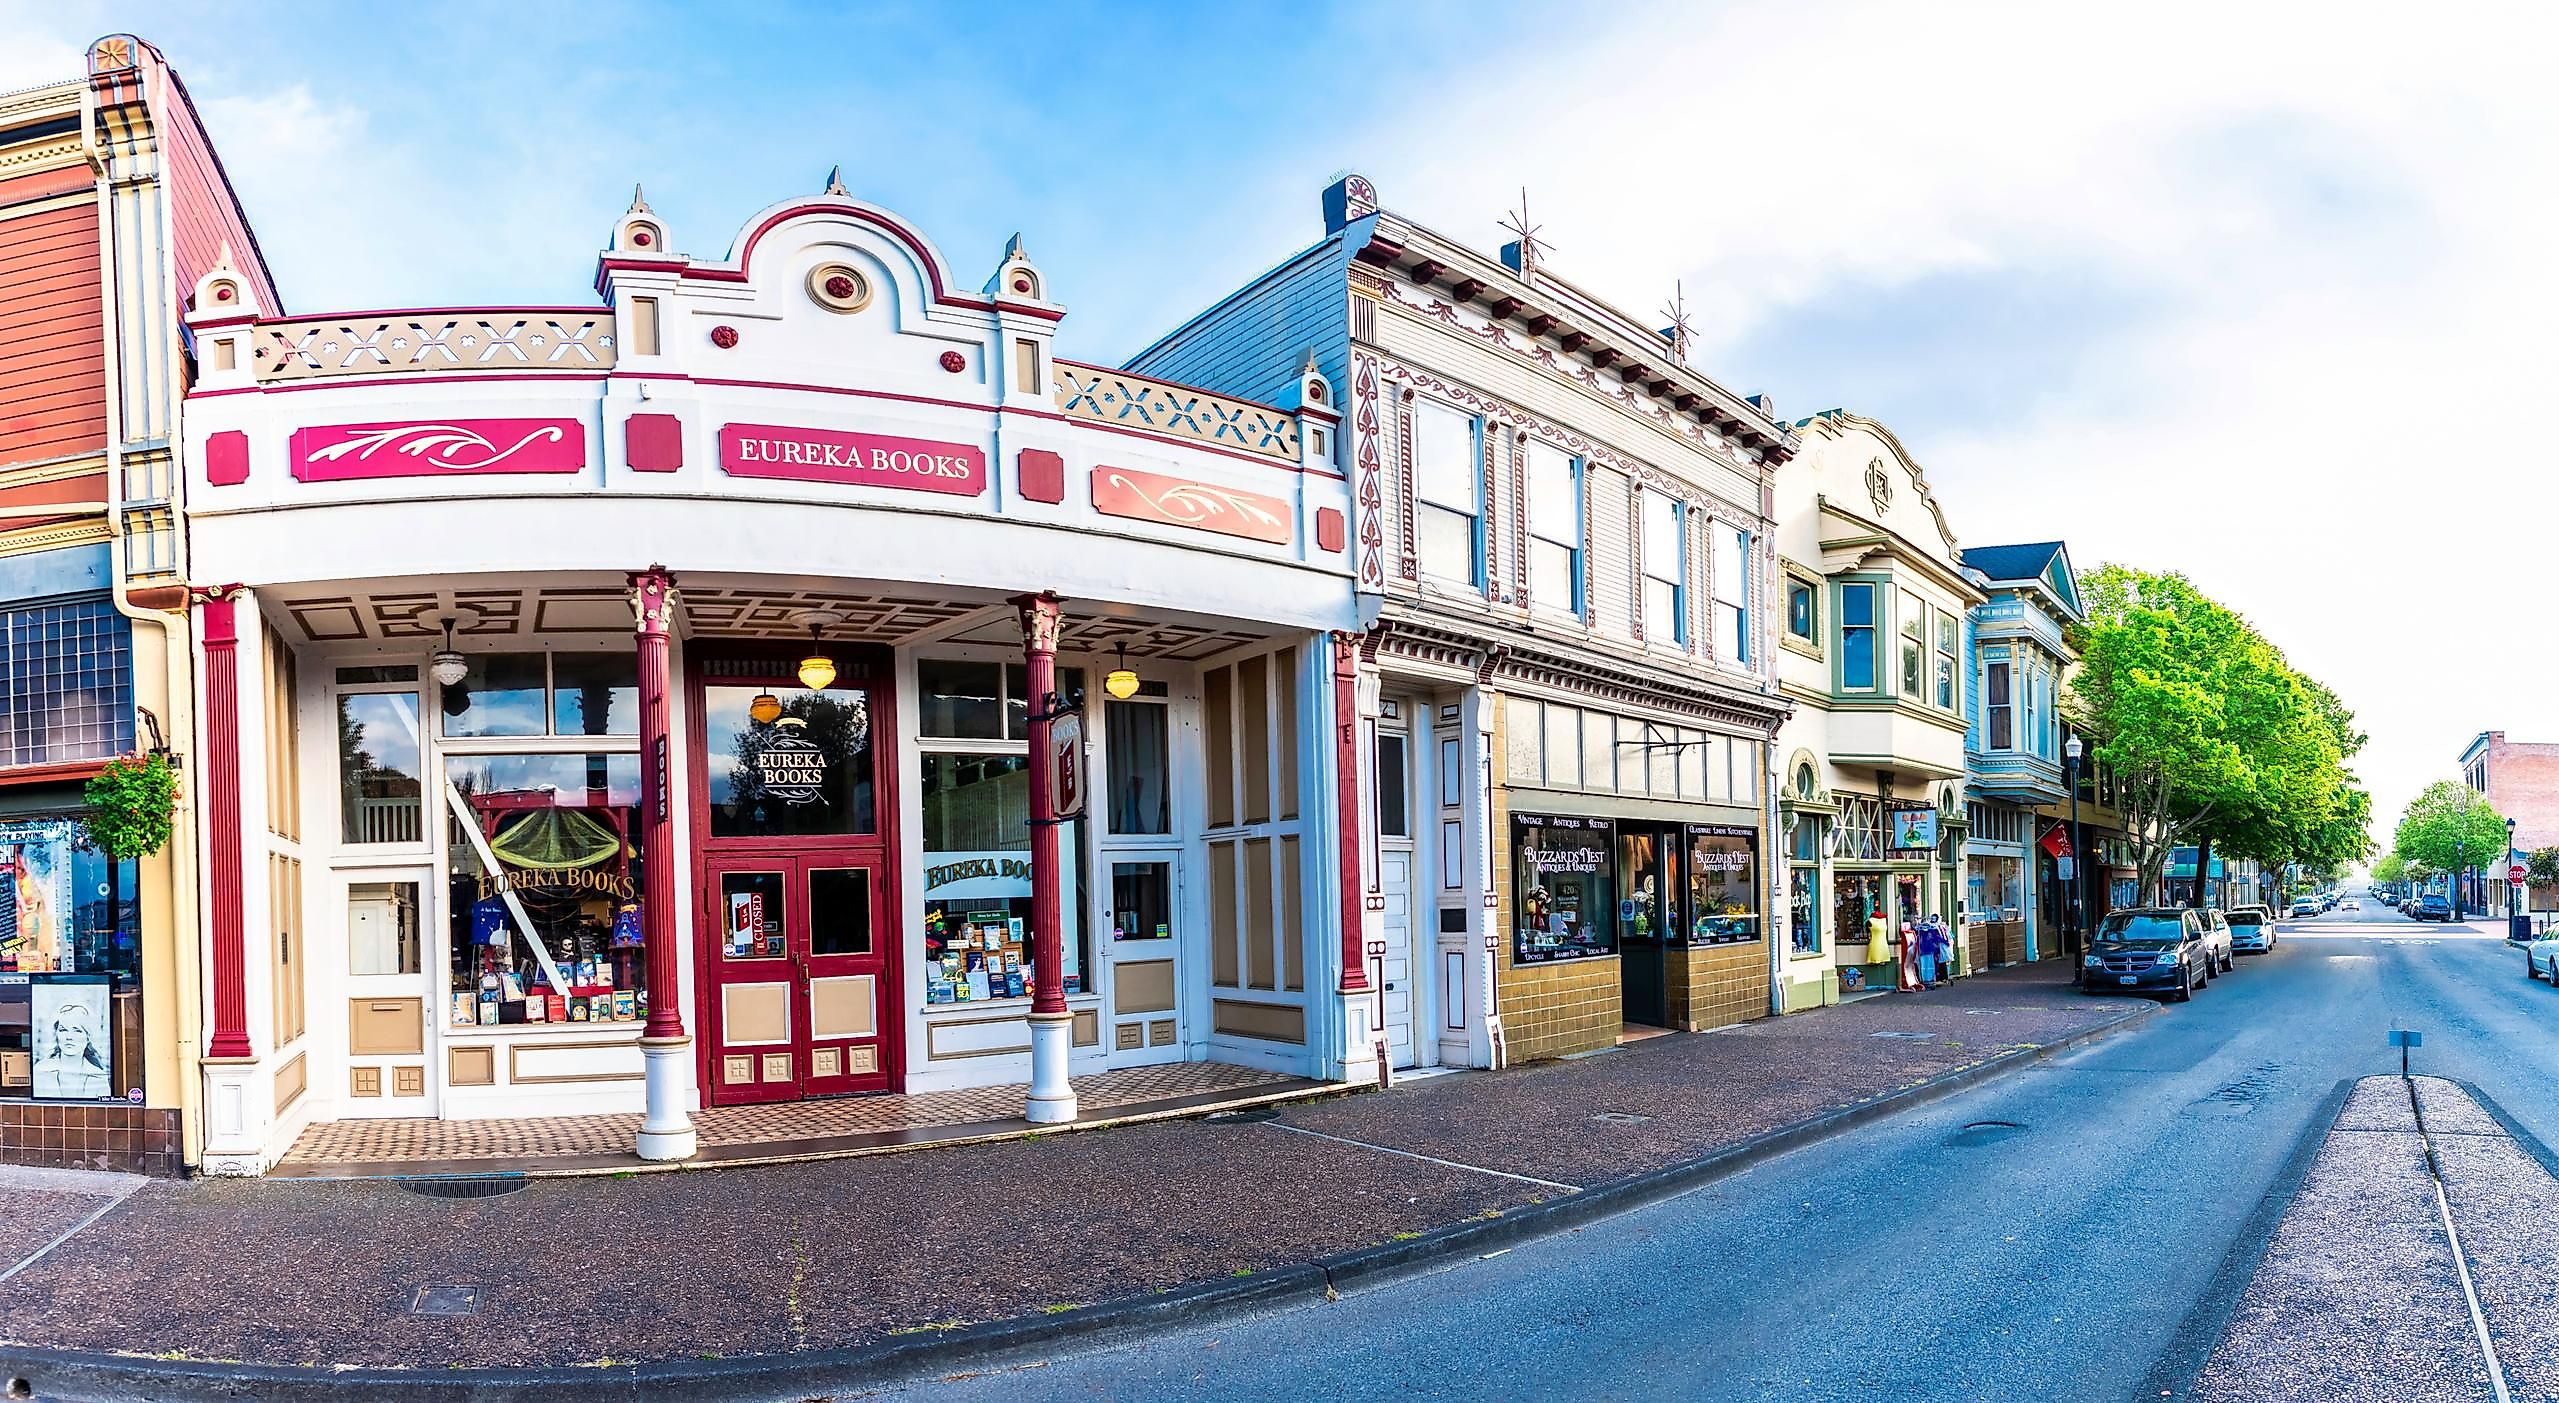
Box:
[174, 180, 1365, 1172]
[1129, 176, 1796, 1066]
[1772, 412, 1982, 1010]
[1958, 542, 2082, 968]
[0, 36, 279, 1174]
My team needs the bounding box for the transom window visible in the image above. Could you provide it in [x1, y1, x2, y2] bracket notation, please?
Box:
[1411, 399, 1480, 585]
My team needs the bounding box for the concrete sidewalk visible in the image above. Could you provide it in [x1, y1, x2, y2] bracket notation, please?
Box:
[0, 965, 2146, 1400]
[2187, 1075, 2559, 1403]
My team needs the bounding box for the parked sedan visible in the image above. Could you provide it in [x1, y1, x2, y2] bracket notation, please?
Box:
[2526, 928, 2559, 982]
[2416, 894, 2453, 922]
[2081, 909, 2215, 1001]
[2290, 897, 2320, 918]
[2228, 905, 2278, 954]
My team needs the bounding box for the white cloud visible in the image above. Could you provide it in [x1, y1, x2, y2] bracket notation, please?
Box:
[1348, 0, 2559, 846]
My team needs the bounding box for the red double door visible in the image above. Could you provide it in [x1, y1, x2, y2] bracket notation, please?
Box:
[692, 648, 900, 1106]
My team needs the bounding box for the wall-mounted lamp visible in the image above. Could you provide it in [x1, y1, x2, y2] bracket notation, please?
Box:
[1103, 642, 1141, 701]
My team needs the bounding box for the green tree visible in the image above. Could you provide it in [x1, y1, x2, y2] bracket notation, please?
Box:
[2527, 846, 2559, 888]
[2371, 852, 2407, 885]
[2393, 781, 2509, 909]
[2068, 566, 2366, 904]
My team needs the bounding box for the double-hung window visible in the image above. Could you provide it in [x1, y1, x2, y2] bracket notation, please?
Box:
[1640, 489, 1685, 645]
[1838, 583, 1877, 691]
[1711, 522, 1750, 663]
[1899, 591, 1927, 700]
[1411, 399, 1480, 586]
[1986, 662, 2013, 749]
[1934, 613, 1959, 712]
[1523, 441, 1582, 614]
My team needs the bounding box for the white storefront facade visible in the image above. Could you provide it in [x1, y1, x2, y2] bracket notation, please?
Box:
[175, 190, 1365, 1171]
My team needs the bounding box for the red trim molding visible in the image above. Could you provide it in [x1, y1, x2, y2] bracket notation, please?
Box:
[193, 584, 253, 1062]
[1332, 632, 1371, 995]
[0, 759, 113, 789]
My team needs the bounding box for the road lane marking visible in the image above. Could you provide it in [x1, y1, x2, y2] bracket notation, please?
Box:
[1260, 1122, 1583, 1193]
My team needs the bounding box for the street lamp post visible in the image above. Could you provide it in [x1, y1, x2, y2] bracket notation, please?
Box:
[2506, 816, 2519, 925]
[2065, 734, 2085, 952]
[2455, 827, 2466, 923]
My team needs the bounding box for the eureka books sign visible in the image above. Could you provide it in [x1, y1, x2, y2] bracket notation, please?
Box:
[719, 423, 986, 496]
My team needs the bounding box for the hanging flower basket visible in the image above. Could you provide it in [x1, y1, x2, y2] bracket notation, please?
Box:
[82, 752, 178, 860]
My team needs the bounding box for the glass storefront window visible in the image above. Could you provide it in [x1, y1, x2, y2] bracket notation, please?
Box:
[1835, 872, 1883, 955]
[1511, 813, 1614, 963]
[445, 753, 648, 1026]
[703, 686, 876, 838]
[339, 691, 423, 844]
[1105, 700, 1171, 835]
[1789, 861, 1820, 955]
[1111, 860, 1173, 941]
[550, 653, 639, 736]
[1619, 829, 1670, 943]
[918, 752, 1087, 1002]
[442, 653, 548, 737]
[1897, 871, 1927, 932]
[1686, 825, 1760, 944]
[0, 818, 141, 1100]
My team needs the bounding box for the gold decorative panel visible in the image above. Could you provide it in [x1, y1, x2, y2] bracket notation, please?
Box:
[761, 1053, 792, 1083]
[812, 1048, 841, 1079]
[1072, 1009, 1100, 1047]
[348, 998, 423, 1056]
[1113, 959, 1177, 1015]
[349, 1067, 380, 1098]
[809, 975, 876, 1040]
[1115, 1023, 1143, 1051]
[847, 1045, 877, 1074]
[448, 1045, 496, 1087]
[723, 1054, 755, 1085]
[1150, 1018, 1178, 1047]
[721, 983, 791, 1045]
[1211, 999, 1305, 1044]
[393, 1066, 425, 1097]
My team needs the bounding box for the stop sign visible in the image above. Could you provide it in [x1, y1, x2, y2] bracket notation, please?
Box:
[2511, 863, 2528, 884]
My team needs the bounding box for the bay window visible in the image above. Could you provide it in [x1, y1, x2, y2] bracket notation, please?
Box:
[1523, 440, 1582, 614]
[1899, 591, 1926, 700]
[1986, 662, 2013, 749]
[1641, 489, 1685, 645]
[1935, 613, 1959, 712]
[1839, 583, 1877, 691]
[1411, 399, 1480, 585]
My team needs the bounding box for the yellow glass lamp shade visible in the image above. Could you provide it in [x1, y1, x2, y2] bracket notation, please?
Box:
[1104, 667, 1140, 700]
[748, 691, 783, 725]
[797, 652, 836, 691]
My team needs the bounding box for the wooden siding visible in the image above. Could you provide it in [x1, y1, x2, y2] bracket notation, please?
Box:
[0, 470, 108, 531]
[1123, 239, 1351, 437]
[160, 72, 283, 314]
[1588, 464, 1635, 641]
[0, 202, 106, 470]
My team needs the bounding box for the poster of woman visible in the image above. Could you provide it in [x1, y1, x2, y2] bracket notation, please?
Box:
[0, 821, 75, 973]
[31, 979, 112, 1100]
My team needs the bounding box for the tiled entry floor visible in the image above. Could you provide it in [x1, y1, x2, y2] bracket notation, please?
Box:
[273, 1061, 1321, 1178]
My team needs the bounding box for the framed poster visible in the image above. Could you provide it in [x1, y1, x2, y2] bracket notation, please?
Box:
[31, 977, 112, 1100]
[1887, 806, 1939, 855]
[0, 821, 78, 973]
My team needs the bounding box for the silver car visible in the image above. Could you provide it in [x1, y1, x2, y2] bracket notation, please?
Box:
[2227, 905, 2278, 953]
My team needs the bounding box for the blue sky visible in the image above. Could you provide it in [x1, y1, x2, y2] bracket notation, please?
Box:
[8, 0, 2555, 846]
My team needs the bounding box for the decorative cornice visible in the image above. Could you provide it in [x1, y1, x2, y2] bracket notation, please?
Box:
[0, 520, 111, 558]
[1793, 410, 1958, 555]
[1371, 614, 1789, 735]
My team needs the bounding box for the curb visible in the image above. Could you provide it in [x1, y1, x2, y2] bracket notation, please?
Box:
[0, 997, 2154, 1403]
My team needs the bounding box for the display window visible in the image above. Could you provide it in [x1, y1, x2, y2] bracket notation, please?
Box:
[444, 753, 648, 1027]
[1967, 854, 2023, 923]
[917, 752, 1087, 1003]
[1835, 872, 1883, 953]
[0, 818, 141, 1100]
[1685, 825, 1760, 944]
[338, 688, 424, 845]
[703, 685, 877, 838]
[1511, 813, 1614, 963]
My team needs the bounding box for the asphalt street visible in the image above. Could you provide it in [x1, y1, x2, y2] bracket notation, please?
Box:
[898, 899, 2559, 1403]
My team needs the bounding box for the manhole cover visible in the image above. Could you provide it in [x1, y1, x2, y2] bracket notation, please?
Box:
[409, 1284, 481, 1317]
[1206, 1106, 1283, 1125]
[395, 1174, 528, 1200]
[1948, 1120, 2025, 1147]
[1870, 1030, 1937, 1041]
[1591, 1111, 1651, 1125]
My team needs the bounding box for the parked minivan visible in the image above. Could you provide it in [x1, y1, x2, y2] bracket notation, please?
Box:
[2082, 908, 2217, 1002]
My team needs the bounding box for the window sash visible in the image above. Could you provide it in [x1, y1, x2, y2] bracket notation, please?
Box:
[1839, 584, 1877, 690]
[1986, 663, 2013, 749]
[1525, 443, 1579, 546]
[1412, 401, 1478, 511]
[1786, 581, 1815, 639]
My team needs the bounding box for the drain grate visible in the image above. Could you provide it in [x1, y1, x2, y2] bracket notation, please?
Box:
[1591, 1111, 1651, 1125]
[409, 1284, 482, 1317]
[395, 1174, 528, 1201]
[1948, 1120, 2026, 1147]
[1206, 1106, 1283, 1125]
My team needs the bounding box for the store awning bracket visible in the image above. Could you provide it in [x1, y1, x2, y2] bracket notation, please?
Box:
[442, 778, 571, 998]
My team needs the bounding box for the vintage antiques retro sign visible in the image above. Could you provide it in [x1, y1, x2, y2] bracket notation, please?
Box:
[290, 419, 588, 481]
[719, 423, 987, 495]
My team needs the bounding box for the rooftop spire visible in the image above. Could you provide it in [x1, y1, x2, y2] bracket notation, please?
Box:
[627, 183, 651, 215]
[823, 165, 849, 197]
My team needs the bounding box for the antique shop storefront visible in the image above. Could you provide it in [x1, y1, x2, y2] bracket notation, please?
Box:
[174, 191, 1362, 1172]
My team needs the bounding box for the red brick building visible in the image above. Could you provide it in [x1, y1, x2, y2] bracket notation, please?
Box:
[2460, 730, 2559, 913]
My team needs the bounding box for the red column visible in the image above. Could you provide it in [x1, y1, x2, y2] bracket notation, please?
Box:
[194, 586, 252, 1061]
[631, 567, 686, 1042]
[1014, 592, 1068, 1017]
[1332, 631, 1372, 995]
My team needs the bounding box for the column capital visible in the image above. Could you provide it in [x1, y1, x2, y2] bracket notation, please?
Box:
[1010, 590, 1064, 653]
[627, 565, 679, 636]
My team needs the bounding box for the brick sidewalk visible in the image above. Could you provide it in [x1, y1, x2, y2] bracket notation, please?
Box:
[0, 965, 2143, 1381]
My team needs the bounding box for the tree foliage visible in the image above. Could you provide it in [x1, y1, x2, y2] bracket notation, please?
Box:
[2372, 852, 2407, 884]
[2527, 847, 2559, 888]
[2392, 781, 2509, 878]
[2067, 565, 2370, 903]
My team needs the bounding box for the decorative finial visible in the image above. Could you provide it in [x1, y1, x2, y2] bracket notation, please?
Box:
[1499, 187, 1549, 281]
[212, 239, 235, 272]
[1004, 232, 1027, 260]
[627, 183, 651, 215]
[1659, 280, 1693, 363]
[824, 165, 849, 197]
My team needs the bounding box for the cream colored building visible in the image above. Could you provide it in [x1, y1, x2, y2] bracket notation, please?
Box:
[1770, 412, 1981, 1010]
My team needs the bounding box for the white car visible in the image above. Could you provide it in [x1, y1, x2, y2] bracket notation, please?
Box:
[2528, 929, 2559, 983]
[2343, 898, 2360, 912]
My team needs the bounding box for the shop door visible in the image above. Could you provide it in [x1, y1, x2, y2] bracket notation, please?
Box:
[341, 874, 433, 1117]
[705, 856, 890, 1105]
[1618, 828, 1672, 1028]
[1373, 702, 1418, 1068]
